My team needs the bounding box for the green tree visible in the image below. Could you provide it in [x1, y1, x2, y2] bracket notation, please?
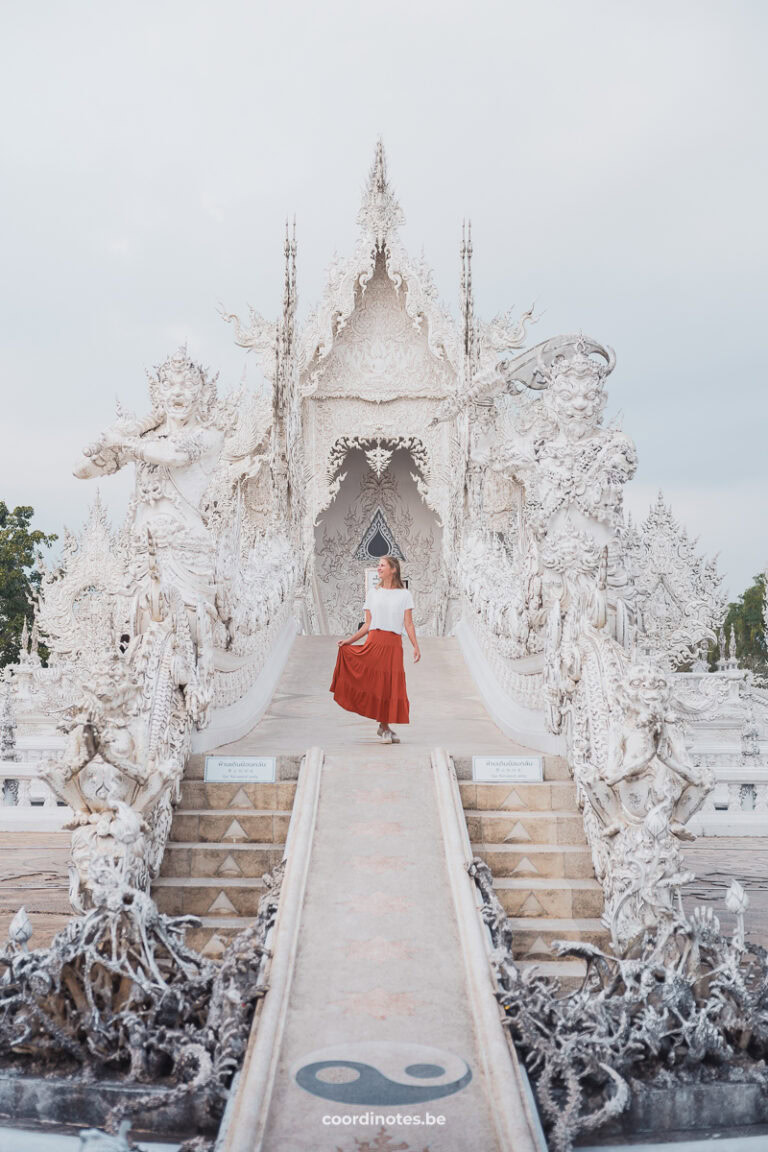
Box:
[0, 503, 57, 667]
[711, 572, 767, 675]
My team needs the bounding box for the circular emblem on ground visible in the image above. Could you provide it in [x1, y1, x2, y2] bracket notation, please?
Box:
[293, 1041, 472, 1105]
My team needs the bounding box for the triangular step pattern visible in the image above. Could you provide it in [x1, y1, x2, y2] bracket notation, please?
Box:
[216, 854, 243, 877]
[223, 819, 248, 842]
[525, 935, 552, 958]
[208, 891, 238, 915]
[519, 893, 546, 916]
[503, 821, 532, 843]
[228, 787, 255, 809]
[201, 933, 228, 958]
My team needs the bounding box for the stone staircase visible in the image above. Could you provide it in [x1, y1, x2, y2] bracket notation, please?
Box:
[456, 754, 607, 984]
[151, 754, 299, 956]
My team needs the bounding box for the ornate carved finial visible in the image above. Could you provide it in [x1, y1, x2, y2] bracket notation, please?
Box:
[460, 219, 478, 382]
[357, 138, 405, 252]
[275, 216, 298, 419]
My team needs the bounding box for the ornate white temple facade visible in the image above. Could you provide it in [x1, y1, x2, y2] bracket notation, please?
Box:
[2, 141, 766, 933]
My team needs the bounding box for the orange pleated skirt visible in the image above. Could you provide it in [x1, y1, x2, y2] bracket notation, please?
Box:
[330, 629, 410, 725]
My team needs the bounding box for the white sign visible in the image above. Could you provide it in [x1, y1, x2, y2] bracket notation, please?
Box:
[364, 568, 381, 597]
[204, 756, 277, 783]
[472, 755, 543, 783]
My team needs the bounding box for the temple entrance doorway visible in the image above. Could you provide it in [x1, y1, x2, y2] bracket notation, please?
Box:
[313, 444, 444, 636]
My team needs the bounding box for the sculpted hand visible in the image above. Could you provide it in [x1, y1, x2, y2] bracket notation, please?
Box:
[97, 428, 126, 451]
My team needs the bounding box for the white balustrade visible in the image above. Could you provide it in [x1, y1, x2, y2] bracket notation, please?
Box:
[688, 766, 768, 836]
[0, 760, 72, 830]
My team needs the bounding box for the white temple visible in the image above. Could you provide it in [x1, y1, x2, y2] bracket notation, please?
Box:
[2, 141, 767, 1151]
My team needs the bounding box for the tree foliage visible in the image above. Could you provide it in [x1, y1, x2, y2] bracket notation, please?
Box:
[711, 572, 768, 675]
[0, 503, 57, 667]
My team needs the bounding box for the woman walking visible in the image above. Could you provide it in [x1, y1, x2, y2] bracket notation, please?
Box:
[330, 555, 421, 743]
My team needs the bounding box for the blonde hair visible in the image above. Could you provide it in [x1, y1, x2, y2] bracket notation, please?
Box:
[382, 555, 405, 588]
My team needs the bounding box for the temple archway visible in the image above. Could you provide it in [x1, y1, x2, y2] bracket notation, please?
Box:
[313, 444, 443, 635]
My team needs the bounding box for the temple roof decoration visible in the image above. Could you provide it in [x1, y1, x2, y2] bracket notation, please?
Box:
[299, 140, 460, 390]
[624, 492, 726, 668]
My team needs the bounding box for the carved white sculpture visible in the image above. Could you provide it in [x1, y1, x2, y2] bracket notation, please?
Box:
[624, 492, 726, 668]
[73, 347, 232, 643]
[573, 647, 714, 944]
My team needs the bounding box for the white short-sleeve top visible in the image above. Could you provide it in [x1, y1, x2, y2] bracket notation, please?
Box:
[364, 586, 414, 636]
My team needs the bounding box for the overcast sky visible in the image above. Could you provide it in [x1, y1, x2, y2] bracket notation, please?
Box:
[1, 1, 765, 599]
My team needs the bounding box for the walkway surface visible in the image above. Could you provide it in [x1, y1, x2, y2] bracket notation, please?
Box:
[260, 750, 505, 1151]
[219, 635, 530, 760]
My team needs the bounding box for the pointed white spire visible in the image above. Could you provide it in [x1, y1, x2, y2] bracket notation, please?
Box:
[357, 138, 405, 251]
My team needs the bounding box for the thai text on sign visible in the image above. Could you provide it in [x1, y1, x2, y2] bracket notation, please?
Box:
[204, 756, 277, 783]
[472, 755, 543, 783]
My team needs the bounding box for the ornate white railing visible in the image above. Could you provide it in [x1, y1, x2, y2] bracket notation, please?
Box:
[688, 766, 768, 836]
[212, 596, 296, 709]
[460, 596, 544, 711]
[0, 760, 72, 829]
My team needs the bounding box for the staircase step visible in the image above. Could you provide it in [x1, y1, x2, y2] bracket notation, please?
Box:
[460, 781, 577, 812]
[516, 959, 587, 991]
[505, 917, 608, 960]
[492, 877, 603, 918]
[153, 877, 267, 917]
[169, 810, 291, 843]
[466, 811, 586, 846]
[179, 781, 297, 809]
[475, 843, 594, 879]
[158, 842, 284, 878]
[183, 917, 255, 955]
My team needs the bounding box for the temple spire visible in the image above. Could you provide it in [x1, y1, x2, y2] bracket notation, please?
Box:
[460, 219, 479, 383]
[275, 216, 297, 420]
[357, 138, 405, 251]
